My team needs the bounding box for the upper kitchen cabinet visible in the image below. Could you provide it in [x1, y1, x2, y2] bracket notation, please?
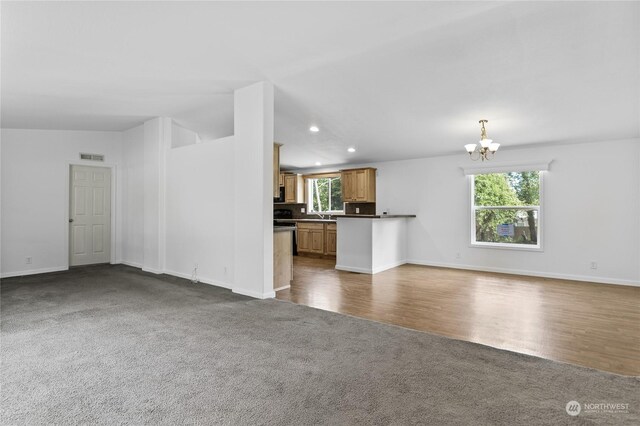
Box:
[341, 167, 376, 202]
[284, 173, 304, 203]
[273, 143, 282, 198]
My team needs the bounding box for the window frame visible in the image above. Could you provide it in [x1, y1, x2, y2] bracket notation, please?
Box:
[304, 172, 344, 214]
[469, 171, 544, 251]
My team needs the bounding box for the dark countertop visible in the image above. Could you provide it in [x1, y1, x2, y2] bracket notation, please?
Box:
[274, 218, 337, 224]
[337, 214, 417, 219]
[273, 226, 296, 232]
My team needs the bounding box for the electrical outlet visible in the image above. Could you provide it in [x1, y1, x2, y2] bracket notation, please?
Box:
[25, 256, 32, 265]
[356, 207, 360, 214]
[224, 266, 227, 274]
[590, 261, 598, 270]
[301, 208, 305, 213]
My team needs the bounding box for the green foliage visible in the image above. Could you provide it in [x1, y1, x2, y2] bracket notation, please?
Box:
[474, 172, 540, 244]
[474, 174, 521, 206]
[508, 171, 539, 205]
[310, 177, 342, 212]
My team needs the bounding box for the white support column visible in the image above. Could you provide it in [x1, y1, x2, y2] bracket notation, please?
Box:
[142, 117, 171, 274]
[232, 82, 275, 298]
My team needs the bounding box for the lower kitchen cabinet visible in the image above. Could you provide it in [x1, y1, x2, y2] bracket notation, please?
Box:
[326, 223, 337, 255]
[310, 229, 324, 253]
[297, 228, 310, 252]
[297, 222, 336, 256]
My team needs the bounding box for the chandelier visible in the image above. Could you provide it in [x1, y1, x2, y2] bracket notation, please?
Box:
[464, 119, 500, 161]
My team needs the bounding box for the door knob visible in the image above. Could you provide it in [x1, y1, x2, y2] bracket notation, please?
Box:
[69, 219, 74, 223]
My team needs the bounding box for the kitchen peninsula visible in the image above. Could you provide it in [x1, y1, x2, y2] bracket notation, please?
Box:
[335, 215, 416, 274]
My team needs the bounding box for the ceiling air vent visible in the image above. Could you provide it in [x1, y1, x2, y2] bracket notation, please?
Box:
[80, 153, 105, 161]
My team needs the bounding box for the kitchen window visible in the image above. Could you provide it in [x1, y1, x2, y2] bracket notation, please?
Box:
[471, 170, 543, 250]
[305, 173, 343, 213]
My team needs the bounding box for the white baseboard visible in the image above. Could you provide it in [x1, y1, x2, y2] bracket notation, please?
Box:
[335, 264, 374, 274]
[120, 260, 143, 268]
[233, 287, 276, 299]
[162, 268, 232, 290]
[141, 266, 163, 275]
[1, 266, 68, 279]
[336, 260, 407, 275]
[406, 259, 640, 287]
[372, 260, 407, 274]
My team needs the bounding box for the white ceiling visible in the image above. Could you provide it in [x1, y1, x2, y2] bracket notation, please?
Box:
[2, 1, 639, 168]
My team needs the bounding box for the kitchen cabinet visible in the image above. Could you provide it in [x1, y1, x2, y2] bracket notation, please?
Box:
[273, 143, 281, 198]
[297, 222, 336, 256]
[284, 174, 304, 204]
[279, 172, 285, 187]
[325, 223, 337, 255]
[297, 222, 324, 254]
[297, 227, 310, 252]
[341, 167, 376, 202]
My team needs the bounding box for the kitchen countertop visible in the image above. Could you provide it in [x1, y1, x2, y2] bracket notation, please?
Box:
[274, 218, 337, 224]
[273, 226, 296, 232]
[337, 214, 417, 219]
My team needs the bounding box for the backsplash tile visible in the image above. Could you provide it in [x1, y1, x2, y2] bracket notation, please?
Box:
[274, 202, 376, 218]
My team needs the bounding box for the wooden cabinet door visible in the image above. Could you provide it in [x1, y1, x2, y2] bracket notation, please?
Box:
[297, 228, 310, 252]
[354, 169, 367, 201]
[279, 173, 285, 187]
[326, 230, 337, 255]
[284, 175, 296, 203]
[342, 170, 355, 201]
[310, 230, 324, 253]
[341, 168, 376, 202]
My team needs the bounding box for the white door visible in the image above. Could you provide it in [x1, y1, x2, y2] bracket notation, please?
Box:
[69, 165, 111, 266]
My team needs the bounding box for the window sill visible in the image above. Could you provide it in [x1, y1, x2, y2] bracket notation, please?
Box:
[470, 242, 543, 252]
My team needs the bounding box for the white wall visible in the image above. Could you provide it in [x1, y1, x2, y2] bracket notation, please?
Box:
[119, 83, 274, 298]
[142, 117, 171, 273]
[1, 129, 123, 277]
[121, 125, 144, 267]
[164, 136, 235, 287]
[341, 138, 639, 286]
[233, 81, 275, 299]
[171, 123, 201, 148]
[2, 81, 275, 299]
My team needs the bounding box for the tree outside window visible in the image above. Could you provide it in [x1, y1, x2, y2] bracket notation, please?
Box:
[472, 171, 541, 248]
[307, 175, 343, 213]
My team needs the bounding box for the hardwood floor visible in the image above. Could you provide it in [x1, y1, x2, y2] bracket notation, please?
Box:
[276, 257, 640, 376]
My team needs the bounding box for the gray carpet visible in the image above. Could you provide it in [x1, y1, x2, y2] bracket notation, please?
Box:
[1, 265, 638, 425]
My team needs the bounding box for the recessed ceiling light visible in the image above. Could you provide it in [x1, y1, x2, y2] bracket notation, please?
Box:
[315, 161, 322, 166]
[309, 126, 319, 133]
[347, 147, 356, 153]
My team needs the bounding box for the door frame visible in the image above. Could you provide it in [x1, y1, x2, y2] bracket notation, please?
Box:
[65, 162, 118, 268]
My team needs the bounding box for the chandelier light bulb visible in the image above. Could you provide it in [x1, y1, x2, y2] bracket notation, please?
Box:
[464, 144, 477, 153]
[464, 119, 499, 161]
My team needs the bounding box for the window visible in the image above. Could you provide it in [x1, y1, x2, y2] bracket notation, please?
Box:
[471, 171, 542, 249]
[306, 174, 343, 213]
